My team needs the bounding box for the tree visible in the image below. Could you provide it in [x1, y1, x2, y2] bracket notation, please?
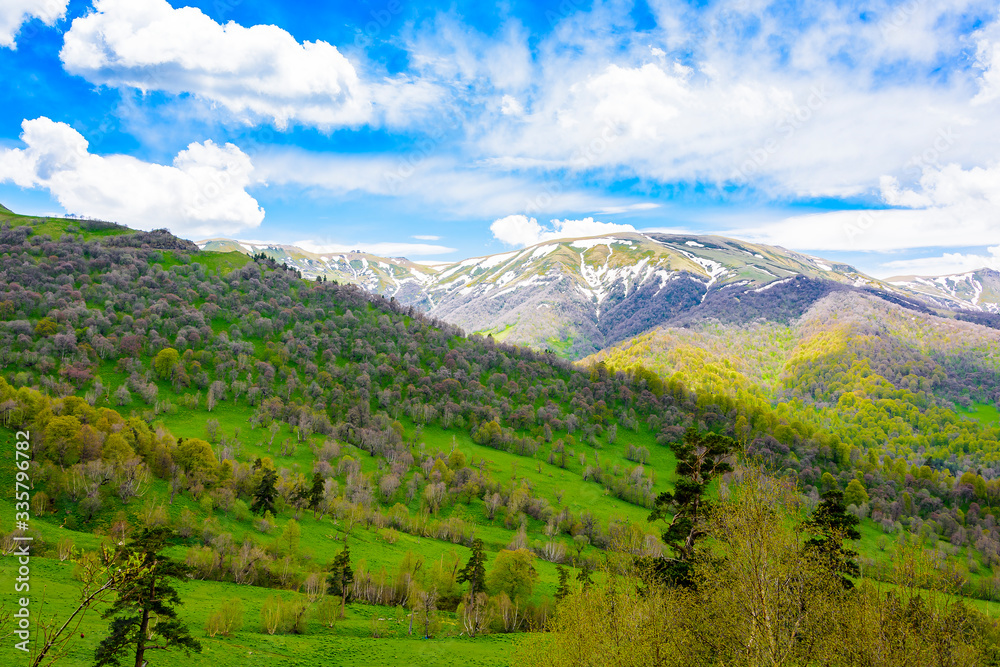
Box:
[29, 544, 146, 667]
[486, 548, 538, 603]
[646, 427, 735, 585]
[43, 415, 82, 467]
[308, 472, 324, 519]
[328, 545, 354, 619]
[251, 461, 278, 516]
[843, 478, 869, 507]
[457, 538, 487, 602]
[94, 527, 201, 667]
[803, 490, 861, 589]
[174, 438, 215, 477]
[555, 566, 571, 600]
[153, 348, 180, 381]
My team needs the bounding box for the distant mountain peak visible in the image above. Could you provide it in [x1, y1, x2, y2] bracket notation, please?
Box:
[199, 230, 1000, 357]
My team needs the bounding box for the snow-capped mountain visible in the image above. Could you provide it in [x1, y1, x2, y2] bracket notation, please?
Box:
[204, 231, 967, 358]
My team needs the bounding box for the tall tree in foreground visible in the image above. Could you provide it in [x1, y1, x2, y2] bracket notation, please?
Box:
[803, 489, 861, 589]
[646, 427, 735, 584]
[328, 544, 354, 619]
[94, 527, 201, 667]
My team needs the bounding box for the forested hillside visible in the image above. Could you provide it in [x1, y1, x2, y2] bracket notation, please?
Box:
[1, 209, 998, 665]
[591, 288, 1000, 596]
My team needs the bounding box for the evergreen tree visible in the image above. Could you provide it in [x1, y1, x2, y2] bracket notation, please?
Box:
[577, 561, 594, 591]
[94, 527, 201, 667]
[804, 490, 861, 589]
[251, 460, 278, 516]
[308, 472, 325, 519]
[328, 544, 354, 619]
[555, 565, 571, 600]
[646, 427, 736, 585]
[457, 538, 487, 601]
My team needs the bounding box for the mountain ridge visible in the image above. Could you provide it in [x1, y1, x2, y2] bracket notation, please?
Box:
[197, 229, 1000, 357]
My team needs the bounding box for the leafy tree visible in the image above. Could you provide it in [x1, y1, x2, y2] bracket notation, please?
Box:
[804, 490, 861, 589]
[152, 348, 180, 380]
[486, 548, 538, 603]
[94, 527, 201, 667]
[843, 478, 869, 507]
[44, 415, 82, 467]
[328, 545, 354, 619]
[174, 438, 216, 477]
[457, 538, 487, 602]
[647, 427, 735, 584]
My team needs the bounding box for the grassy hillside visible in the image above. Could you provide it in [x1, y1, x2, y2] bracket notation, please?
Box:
[0, 215, 689, 665]
[1, 211, 997, 665]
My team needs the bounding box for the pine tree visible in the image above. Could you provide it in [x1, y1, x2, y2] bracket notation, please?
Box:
[308, 472, 325, 519]
[251, 460, 278, 516]
[328, 544, 354, 619]
[804, 490, 861, 589]
[646, 427, 735, 585]
[576, 561, 594, 591]
[457, 538, 487, 601]
[93, 527, 201, 667]
[555, 565, 571, 600]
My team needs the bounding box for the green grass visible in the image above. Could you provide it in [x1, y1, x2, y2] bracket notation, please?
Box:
[0, 208, 134, 242]
[0, 556, 521, 667]
[958, 401, 1000, 428]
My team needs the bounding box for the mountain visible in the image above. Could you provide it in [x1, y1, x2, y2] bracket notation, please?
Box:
[197, 238, 437, 308]
[2, 203, 1000, 661]
[887, 269, 1000, 314]
[201, 231, 909, 357]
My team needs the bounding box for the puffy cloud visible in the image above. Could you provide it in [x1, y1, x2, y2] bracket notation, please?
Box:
[60, 0, 374, 129]
[0, 117, 264, 237]
[0, 0, 68, 49]
[490, 215, 635, 247]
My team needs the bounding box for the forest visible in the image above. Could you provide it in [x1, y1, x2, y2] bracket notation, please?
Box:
[0, 213, 998, 665]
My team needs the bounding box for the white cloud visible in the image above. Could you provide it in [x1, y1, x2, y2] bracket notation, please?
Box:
[253, 148, 650, 218]
[0, 117, 264, 237]
[728, 159, 1000, 254]
[973, 13, 1000, 104]
[490, 215, 636, 247]
[294, 239, 456, 257]
[880, 248, 1000, 278]
[412, 234, 441, 240]
[60, 0, 432, 130]
[0, 0, 68, 49]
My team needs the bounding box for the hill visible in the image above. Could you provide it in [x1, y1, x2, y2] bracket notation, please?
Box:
[2, 205, 999, 664]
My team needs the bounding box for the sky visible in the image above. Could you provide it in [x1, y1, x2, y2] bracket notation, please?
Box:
[1, 0, 999, 278]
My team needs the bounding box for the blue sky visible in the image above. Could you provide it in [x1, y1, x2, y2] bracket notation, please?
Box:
[1, 0, 1000, 277]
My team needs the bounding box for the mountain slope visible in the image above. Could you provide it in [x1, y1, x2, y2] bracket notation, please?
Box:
[197, 238, 438, 308]
[888, 269, 1000, 314]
